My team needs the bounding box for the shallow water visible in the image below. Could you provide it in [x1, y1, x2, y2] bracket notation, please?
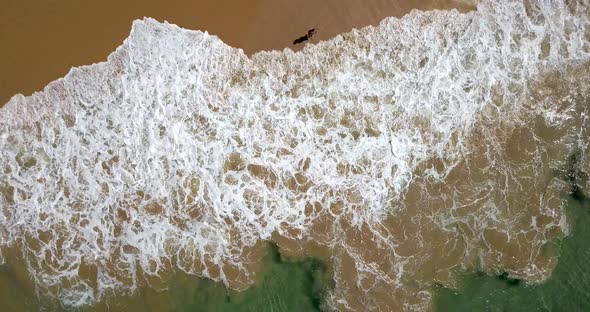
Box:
[0, 243, 332, 312]
[435, 192, 590, 312]
[1, 1, 589, 311]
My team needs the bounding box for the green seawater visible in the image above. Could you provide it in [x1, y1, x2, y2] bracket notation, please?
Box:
[4, 194, 590, 312]
[435, 192, 590, 312]
[173, 244, 332, 312]
[0, 243, 332, 312]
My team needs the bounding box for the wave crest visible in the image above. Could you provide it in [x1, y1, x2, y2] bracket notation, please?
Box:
[1, 0, 589, 309]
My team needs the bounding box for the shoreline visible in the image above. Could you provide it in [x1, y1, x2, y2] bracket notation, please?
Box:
[0, 0, 474, 105]
[1, 1, 589, 310]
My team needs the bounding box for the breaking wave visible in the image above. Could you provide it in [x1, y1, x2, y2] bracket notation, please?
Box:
[0, 0, 589, 310]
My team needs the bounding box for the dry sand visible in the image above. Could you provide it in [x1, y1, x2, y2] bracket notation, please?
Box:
[3, 2, 588, 311]
[0, 0, 474, 105]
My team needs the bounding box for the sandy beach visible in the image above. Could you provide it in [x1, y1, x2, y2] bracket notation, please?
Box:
[2, 1, 590, 311]
[0, 0, 474, 105]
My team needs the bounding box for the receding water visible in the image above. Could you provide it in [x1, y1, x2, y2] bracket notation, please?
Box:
[435, 191, 590, 312]
[0, 243, 332, 312]
[0, 1, 589, 311]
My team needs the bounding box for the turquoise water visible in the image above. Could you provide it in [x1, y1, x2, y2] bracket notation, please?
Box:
[435, 191, 590, 312]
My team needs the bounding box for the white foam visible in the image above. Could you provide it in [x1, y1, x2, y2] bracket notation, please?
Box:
[0, 0, 588, 308]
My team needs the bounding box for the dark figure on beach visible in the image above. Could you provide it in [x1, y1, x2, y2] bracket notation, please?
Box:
[293, 29, 316, 45]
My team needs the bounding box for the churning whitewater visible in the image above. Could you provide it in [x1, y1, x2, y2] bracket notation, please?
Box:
[1, 0, 589, 310]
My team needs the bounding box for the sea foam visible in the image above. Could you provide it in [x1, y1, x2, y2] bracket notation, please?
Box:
[0, 0, 589, 310]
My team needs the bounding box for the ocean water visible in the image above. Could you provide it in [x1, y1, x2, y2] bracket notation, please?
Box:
[435, 192, 590, 312]
[0, 243, 332, 312]
[1, 0, 589, 310]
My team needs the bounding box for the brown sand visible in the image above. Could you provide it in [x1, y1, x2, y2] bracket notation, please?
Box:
[0, 1, 484, 310]
[2, 2, 588, 310]
[0, 0, 474, 105]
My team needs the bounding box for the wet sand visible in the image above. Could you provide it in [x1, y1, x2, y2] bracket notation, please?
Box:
[6, 1, 561, 311]
[0, 0, 474, 105]
[1, 0, 589, 310]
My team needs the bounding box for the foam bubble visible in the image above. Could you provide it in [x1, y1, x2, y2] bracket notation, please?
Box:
[0, 0, 589, 309]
